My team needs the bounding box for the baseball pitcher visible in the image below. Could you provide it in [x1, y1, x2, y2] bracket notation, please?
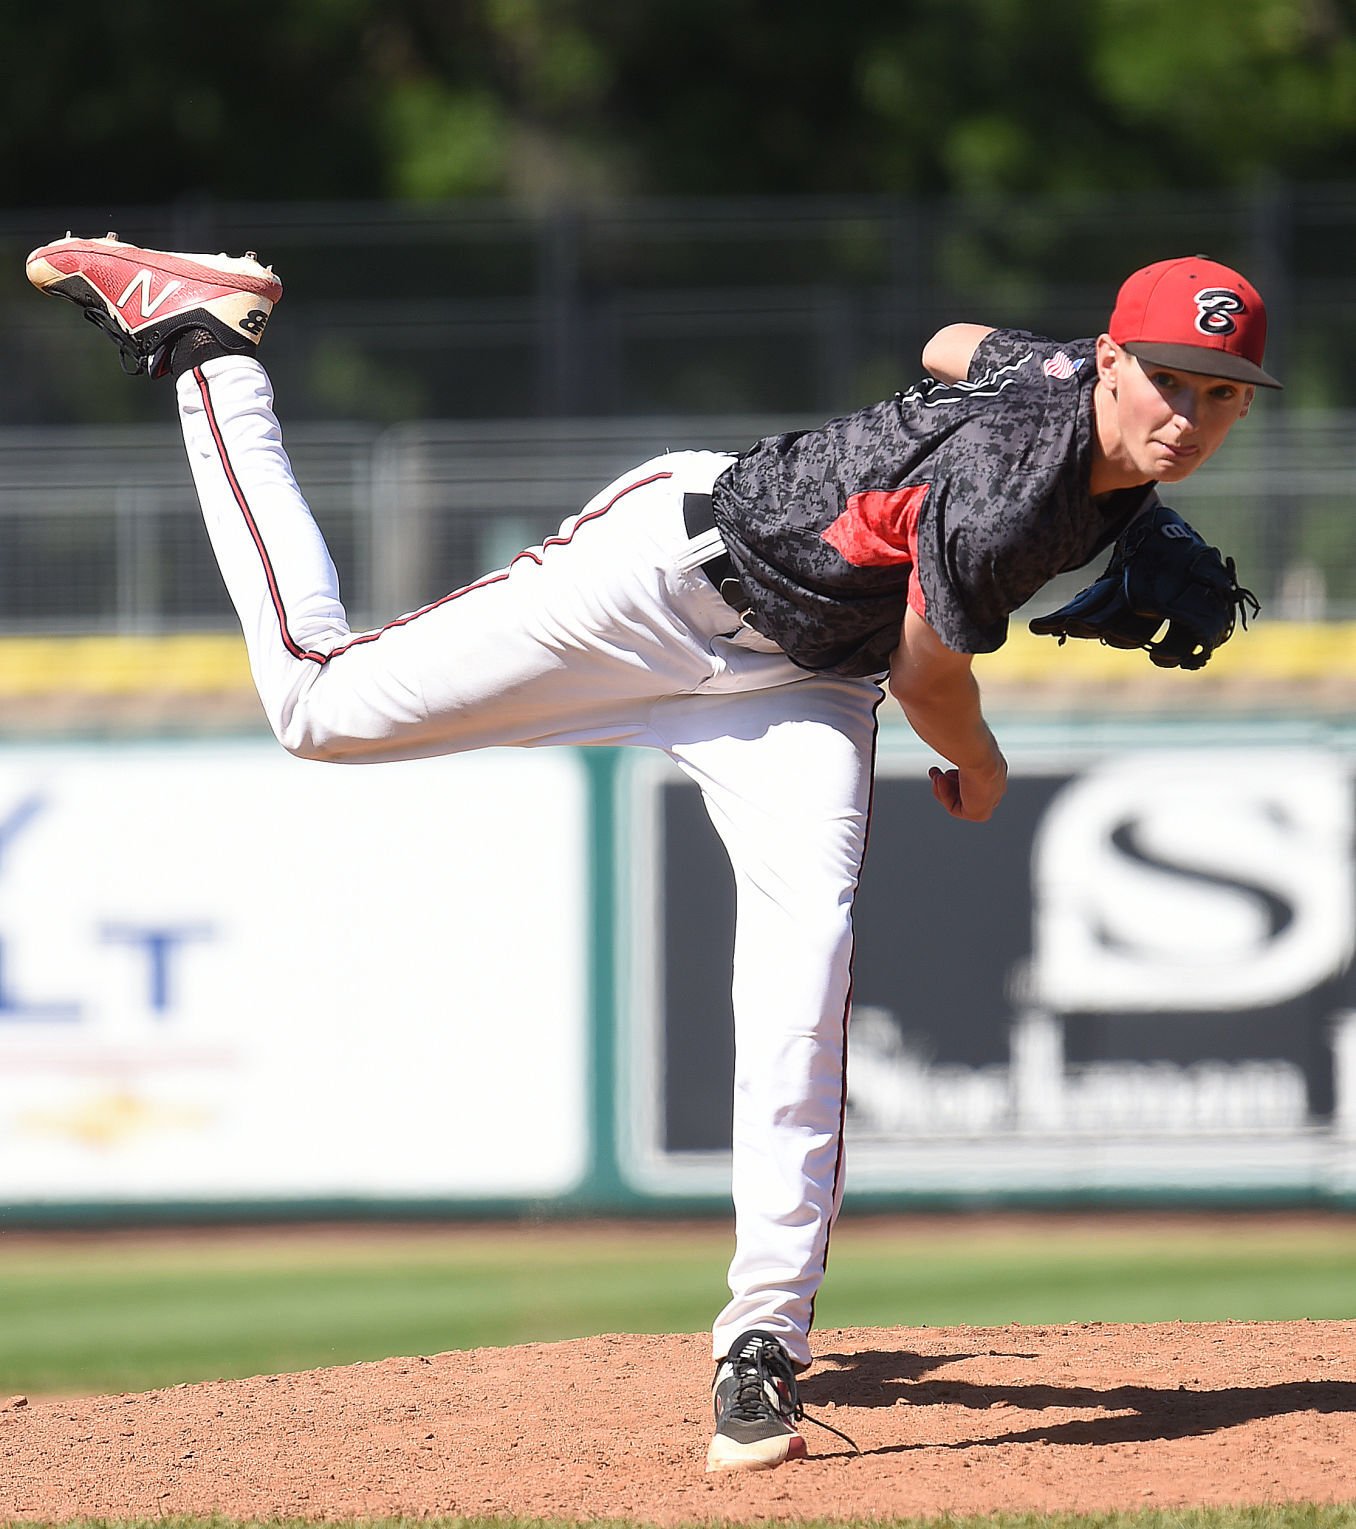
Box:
[26, 237, 1274, 1470]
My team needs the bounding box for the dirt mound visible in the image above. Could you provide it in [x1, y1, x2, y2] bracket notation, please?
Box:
[2, 1321, 1353, 1523]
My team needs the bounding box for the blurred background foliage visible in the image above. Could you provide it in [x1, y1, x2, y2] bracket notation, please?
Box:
[4, 0, 1356, 207]
[7, 0, 1356, 628]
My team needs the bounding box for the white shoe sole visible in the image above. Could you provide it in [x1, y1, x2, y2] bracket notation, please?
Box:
[705, 1430, 807, 1472]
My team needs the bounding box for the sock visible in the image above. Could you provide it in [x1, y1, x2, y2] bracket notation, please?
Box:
[168, 327, 234, 378]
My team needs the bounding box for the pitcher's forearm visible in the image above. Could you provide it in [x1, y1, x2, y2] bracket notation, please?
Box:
[895, 684, 1001, 774]
[888, 616, 1008, 821]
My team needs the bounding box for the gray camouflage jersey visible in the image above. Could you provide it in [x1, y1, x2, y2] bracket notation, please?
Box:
[709, 328, 1156, 677]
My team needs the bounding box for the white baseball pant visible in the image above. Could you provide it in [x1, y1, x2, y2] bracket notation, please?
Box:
[176, 355, 884, 1369]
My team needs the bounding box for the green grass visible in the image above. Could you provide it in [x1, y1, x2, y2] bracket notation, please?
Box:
[816, 1218, 1356, 1327]
[2, 1214, 1355, 1398]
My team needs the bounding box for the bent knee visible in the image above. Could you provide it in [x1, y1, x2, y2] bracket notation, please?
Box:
[272, 698, 368, 762]
[269, 673, 424, 762]
[273, 715, 342, 762]
[278, 731, 345, 763]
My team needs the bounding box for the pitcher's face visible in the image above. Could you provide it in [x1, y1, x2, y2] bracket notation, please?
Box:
[1094, 335, 1253, 487]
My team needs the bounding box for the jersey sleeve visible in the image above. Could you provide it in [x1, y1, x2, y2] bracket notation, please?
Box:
[966, 327, 1044, 378]
[912, 333, 1103, 654]
[967, 327, 1092, 382]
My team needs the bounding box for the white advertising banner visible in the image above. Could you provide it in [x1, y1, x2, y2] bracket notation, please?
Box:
[0, 742, 590, 1206]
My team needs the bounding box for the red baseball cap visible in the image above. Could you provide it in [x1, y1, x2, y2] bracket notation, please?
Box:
[1108, 255, 1281, 389]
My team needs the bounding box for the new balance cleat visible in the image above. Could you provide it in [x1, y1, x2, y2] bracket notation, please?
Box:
[25, 233, 282, 379]
[706, 1330, 808, 1472]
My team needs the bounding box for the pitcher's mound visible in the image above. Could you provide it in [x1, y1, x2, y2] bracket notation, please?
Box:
[2, 1321, 1354, 1522]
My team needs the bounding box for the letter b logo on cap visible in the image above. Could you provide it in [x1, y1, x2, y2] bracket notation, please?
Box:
[1194, 287, 1246, 337]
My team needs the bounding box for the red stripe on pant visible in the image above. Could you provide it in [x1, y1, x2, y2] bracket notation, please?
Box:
[193, 365, 672, 666]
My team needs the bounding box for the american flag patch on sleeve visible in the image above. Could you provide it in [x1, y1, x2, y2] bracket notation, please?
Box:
[1042, 351, 1083, 379]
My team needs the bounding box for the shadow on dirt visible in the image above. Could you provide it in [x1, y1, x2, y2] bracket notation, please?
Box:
[803, 1347, 1356, 1456]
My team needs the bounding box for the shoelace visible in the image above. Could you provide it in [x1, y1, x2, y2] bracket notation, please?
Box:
[83, 306, 150, 376]
[727, 1341, 859, 1453]
[1227, 559, 1261, 631]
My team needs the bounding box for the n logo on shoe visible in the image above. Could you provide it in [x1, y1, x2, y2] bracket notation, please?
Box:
[116, 269, 184, 321]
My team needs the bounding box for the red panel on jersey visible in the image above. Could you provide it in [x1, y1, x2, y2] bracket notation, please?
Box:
[822, 483, 930, 620]
[821, 484, 928, 568]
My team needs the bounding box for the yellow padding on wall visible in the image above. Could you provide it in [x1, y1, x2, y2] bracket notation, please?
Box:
[979, 622, 1356, 683]
[0, 635, 252, 696]
[0, 624, 1353, 697]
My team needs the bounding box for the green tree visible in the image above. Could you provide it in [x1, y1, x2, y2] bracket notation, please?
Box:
[3, 0, 1356, 205]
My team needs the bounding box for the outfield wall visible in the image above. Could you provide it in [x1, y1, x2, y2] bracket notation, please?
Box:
[2, 714, 1356, 1218]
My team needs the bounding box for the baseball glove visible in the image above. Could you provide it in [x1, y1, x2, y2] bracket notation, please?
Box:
[1028, 503, 1259, 670]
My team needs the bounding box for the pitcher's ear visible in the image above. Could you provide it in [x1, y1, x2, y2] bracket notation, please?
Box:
[1095, 333, 1121, 390]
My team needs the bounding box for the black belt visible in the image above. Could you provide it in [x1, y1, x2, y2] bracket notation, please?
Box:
[682, 492, 748, 614]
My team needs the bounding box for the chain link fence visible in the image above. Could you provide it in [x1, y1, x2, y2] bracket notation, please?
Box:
[2, 187, 1355, 632]
[0, 411, 1348, 637]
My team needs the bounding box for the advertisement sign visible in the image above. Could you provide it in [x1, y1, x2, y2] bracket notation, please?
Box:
[621, 725, 1356, 1200]
[6, 719, 1355, 1214]
[0, 743, 590, 1207]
